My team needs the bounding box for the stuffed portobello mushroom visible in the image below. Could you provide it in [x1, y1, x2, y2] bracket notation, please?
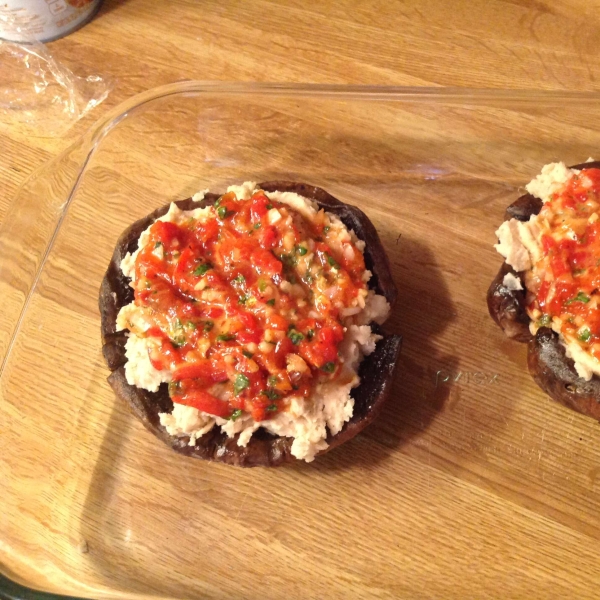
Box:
[488, 160, 600, 421]
[100, 181, 401, 467]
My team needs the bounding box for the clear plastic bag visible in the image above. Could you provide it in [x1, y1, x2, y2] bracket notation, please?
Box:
[0, 27, 110, 136]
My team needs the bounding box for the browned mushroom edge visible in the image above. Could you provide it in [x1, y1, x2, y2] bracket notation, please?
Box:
[99, 182, 402, 466]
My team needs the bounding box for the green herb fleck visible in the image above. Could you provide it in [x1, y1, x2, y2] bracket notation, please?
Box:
[268, 376, 279, 387]
[204, 321, 214, 332]
[185, 321, 196, 330]
[154, 241, 162, 249]
[262, 389, 280, 401]
[567, 292, 591, 305]
[323, 226, 330, 234]
[258, 279, 267, 292]
[238, 294, 249, 305]
[216, 333, 236, 342]
[266, 298, 276, 306]
[288, 330, 304, 345]
[266, 404, 278, 412]
[327, 255, 339, 269]
[217, 205, 229, 219]
[242, 350, 254, 359]
[233, 374, 250, 396]
[281, 253, 297, 269]
[296, 245, 307, 256]
[537, 315, 552, 328]
[193, 262, 212, 276]
[234, 274, 246, 284]
[579, 327, 592, 343]
[171, 336, 186, 348]
[266, 203, 273, 210]
[307, 329, 315, 340]
[254, 222, 262, 229]
[229, 409, 243, 421]
[214, 198, 222, 208]
[321, 361, 336, 373]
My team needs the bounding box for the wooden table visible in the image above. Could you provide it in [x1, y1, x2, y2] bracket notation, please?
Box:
[3, 2, 600, 599]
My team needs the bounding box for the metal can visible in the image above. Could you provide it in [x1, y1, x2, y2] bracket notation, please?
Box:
[0, 0, 103, 43]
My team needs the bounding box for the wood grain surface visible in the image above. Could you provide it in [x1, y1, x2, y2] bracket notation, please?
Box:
[3, 2, 600, 599]
[4, 0, 600, 224]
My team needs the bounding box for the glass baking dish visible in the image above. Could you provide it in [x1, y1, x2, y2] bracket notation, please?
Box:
[2, 82, 600, 600]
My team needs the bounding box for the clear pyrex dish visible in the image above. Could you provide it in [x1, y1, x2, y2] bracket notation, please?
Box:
[3, 83, 600, 600]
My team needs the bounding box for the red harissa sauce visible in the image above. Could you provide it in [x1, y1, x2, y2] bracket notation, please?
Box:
[129, 189, 367, 422]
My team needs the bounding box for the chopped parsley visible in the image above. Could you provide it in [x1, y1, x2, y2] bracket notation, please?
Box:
[242, 349, 254, 359]
[193, 262, 212, 276]
[203, 321, 214, 332]
[266, 203, 273, 210]
[321, 361, 336, 373]
[154, 241, 162, 249]
[266, 404, 278, 412]
[578, 327, 592, 343]
[261, 389, 280, 401]
[233, 274, 246, 284]
[185, 321, 196, 330]
[307, 329, 315, 340]
[216, 333, 236, 342]
[288, 330, 304, 345]
[327, 255, 339, 269]
[267, 375, 279, 388]
[229, 409, 243, 421]
[281, 253, 297, 269]
[567, 292, 590, 304]
[233, 374, 250, 396]
[171, 336, 186, 348]
[266, 298, 276, 306]
[537, 315, 552, 328]
[296, 245, 308, 256]
[254, 222, 262, 229]
[217, 205, 229, 220]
